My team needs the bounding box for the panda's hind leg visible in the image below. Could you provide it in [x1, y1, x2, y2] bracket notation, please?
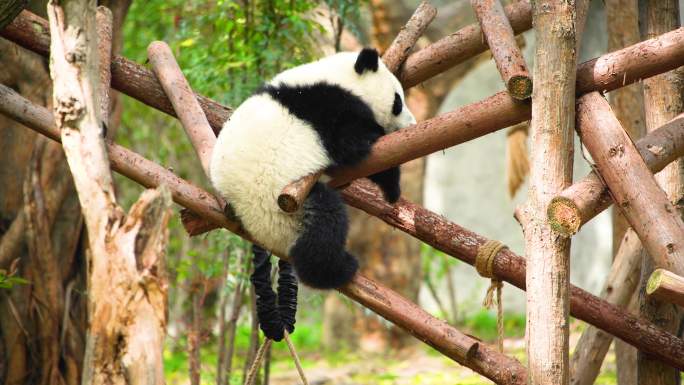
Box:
[289, 182, 359, 289]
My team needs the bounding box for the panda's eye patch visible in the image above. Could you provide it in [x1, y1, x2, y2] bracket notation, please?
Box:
[392, 92, 402, 116]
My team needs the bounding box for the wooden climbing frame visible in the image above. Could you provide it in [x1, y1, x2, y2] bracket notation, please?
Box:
[1, 1, 684, 383]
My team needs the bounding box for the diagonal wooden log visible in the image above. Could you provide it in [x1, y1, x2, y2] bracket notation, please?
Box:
[0, 85, 528, 385]
[575, 92, 684, 277]
[548, 113, 684, 235]
[471, 0, 532, 100]
[5, 11, 684, 190]
[569, 228, 643, 385]
[147, 41, 215, 176]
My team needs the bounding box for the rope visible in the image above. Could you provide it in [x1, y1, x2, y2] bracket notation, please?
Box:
[244, 338, 272, 385]
[284, 330, 309, 385]
[475, 239, 506, 352]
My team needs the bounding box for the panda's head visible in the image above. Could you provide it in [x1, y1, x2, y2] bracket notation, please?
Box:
[351, 48, 417, 132]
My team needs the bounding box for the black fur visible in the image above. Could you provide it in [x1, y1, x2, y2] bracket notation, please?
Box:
[250, 245, 284, 340]
[289, 182, 359, 289]
[257, 82, 384, 167]
[369, 166, 401, 203]
[354, 48, 379, 74]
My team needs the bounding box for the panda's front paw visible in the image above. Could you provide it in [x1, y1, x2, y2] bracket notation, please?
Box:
[383, 184, 401, 204]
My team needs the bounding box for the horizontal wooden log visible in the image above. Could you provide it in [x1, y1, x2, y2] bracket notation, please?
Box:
[0, 10, 232, 133]
[548, 113, 684, 235]
[647, 269, 684, 308]
[0, 84, 528, 385]
[471, 0, 532, 100]
[4, 11, 684, 190]
[399, 0, 532, 88]
[574, 93, 684, 277]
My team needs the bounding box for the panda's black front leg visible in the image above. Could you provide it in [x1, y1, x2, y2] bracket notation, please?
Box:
[368, 166, 401, 203]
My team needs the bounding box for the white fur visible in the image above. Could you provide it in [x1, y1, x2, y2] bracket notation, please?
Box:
[210, 51, 416, 256]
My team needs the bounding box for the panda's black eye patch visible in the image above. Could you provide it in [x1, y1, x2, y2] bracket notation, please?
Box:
[392, 92, 402, 116]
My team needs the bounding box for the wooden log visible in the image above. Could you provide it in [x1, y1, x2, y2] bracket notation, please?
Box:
[0, 10, 232, 133]
[548, 113, 684, 235]
[646, 269, 684, 308]
[4, 11, 684, 188]
[277, 171, 323, 213]
[380, 1, 437, 74]
[147, 41, 216, 175]
[471, 0, 531, 100]
[399, 0, 532, 88]
[521, 1, 576, 383]
[569, 228, 642, 385]
[576, 92, 684, 277]
[0, 85, 527, 385]
[277, 1, 435, 213]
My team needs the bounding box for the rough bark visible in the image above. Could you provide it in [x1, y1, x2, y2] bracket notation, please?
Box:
[471, 0, 532, 99]
[575, 93, 684, 277]
[520, 2, 576, 384]
[5, 82, 684, 370]
[47, 1, 170, 384]
[569, 228, 642, 385]
[636, 1, 684, 383]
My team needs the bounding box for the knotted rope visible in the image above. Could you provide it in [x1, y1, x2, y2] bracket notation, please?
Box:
[475, 239, 507, 352]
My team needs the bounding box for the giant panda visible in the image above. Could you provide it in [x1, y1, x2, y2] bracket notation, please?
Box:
[210, 48, 416, 290]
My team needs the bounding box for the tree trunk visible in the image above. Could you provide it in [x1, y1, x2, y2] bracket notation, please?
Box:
[520, 2, 577, 384]
[606, 1, 645, 380]
[47, 1, 171, 384]
[0, 2, 128, 383]
[636, 1, 684, 384]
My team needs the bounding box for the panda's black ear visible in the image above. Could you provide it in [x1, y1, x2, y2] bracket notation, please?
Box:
[354, 48, 379, 74]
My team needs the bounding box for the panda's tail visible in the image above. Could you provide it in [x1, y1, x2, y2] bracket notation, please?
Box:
[289, 182, 359, 289]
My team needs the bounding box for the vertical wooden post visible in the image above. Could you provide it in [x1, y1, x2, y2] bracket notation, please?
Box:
[47, 1, 171, 384]
[520, 1, 578, 384]
[637, 1, 684, 384]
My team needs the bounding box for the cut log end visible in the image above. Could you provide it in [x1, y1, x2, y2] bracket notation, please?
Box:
[547, 196, 581, 236]
[277, 194, 298, 213]
[278, 171, 322, 213]
[646, 269, 664, 295]
[507, 75, 533, 100]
